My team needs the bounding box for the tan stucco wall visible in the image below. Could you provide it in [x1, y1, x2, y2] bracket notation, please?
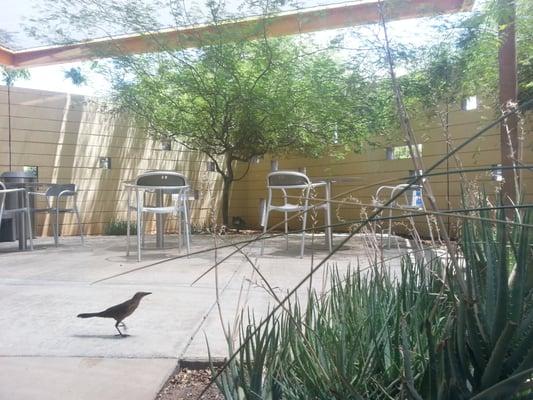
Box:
[0, 86, 223, 236]
[231, 103, 533, 238]
[1, 86, 531, 238]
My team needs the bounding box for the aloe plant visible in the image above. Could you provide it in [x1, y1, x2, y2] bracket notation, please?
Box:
[213, 312, 282, 400]
[214, 259, 448, 399]
[212, 206, 532, 399]
[415, 207, 533, 399]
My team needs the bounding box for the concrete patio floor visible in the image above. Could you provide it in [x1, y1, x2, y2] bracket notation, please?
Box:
[0, 232, 409, 400]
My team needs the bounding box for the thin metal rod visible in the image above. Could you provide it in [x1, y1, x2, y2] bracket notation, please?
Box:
[498, 0, 519, 204]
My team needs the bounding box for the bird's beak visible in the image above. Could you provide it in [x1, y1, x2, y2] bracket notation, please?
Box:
[144, 292, 152, 296]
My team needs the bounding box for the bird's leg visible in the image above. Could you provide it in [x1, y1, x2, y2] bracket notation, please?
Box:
[115, 321, 125, 337]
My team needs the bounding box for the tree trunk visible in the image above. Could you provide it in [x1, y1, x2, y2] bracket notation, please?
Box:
[221, 177, 232, 227]
[221, 157, 235, 227]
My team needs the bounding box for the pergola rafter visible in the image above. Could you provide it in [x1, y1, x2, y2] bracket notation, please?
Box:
[0, 0, 472, 68]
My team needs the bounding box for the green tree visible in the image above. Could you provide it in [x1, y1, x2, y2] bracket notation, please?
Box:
[28, 0, 383, 226]
[1, 67, 30, 171]
[399, 0, 533, 111]
[64, 67, 87, 86]
[1, 67, 30, 87]
[110, 37, 371, 225]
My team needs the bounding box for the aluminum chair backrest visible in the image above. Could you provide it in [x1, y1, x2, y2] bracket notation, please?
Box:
[136, 171, 187, 187]
[45, 184, 76, 197]
[0, 181, 19, 214]
[0, 181, 6, 221]
[267, 171, 310, 188]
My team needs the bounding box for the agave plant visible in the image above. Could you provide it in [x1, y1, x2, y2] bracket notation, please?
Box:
[213, 259, 448, 399]
[413, 207, 533, 399]
[211, 205, 532, 399]
[212, 311, 282, 400]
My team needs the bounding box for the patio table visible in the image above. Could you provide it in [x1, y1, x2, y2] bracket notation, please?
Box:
[309, 176, 363, 250]
[0, 181, 61, 250]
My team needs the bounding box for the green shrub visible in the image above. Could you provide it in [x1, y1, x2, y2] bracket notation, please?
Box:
[104, 220, 137, 236]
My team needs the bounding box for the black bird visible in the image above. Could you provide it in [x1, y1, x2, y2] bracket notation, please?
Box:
[77, 292, 151, 336]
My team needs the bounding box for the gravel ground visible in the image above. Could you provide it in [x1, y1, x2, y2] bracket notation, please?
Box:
[157, 369, 224, 400]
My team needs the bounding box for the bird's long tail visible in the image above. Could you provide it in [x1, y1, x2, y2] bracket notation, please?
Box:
[77, 312, 102, 318]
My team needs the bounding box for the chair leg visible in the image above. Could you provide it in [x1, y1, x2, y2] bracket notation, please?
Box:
[388, 203, 393, 248]
[141, 213, 146, 247]
[126, 216, 131, 257]
[260, 209, 270, 256]
[325, 183, 333, 252]
[300, 208, 307, 258]
[184, 219, 191, 255]
[54, 198, 60, 246]
[25, 192, 33, 251]
[45, 198, 57, 246]
[284, 211, 289, 250]
[136, 196, 142, 262]
[182, 199, 191, 254]
[73, 202, 84, 246]
[261, 192, 272, 256]
[26, 209, 34, 250]
[126, 202, 131, 258]
[177, 211, 182, 252]
[160, 214, 166, 249]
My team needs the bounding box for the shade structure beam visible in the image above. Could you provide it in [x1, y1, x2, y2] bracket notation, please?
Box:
[0, 0, 473, 68]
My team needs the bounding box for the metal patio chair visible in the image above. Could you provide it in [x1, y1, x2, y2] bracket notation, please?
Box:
[0, 181, 34, 250]
[29, 183, 84, 246]
[373, 170, 426, 245]
[260, 170, 331, 258]
[126, 171, 191, 261]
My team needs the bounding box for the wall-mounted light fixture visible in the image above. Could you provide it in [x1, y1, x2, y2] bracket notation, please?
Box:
[207, 161, 216, 172]
[160, 139, 172, 150]
[99, 157, 111, 169]
[409, 169, 425, 180]
[461, 96, 478, 111]
[270, 160, 278, 172]
[23, 166, 39, 178]
[386, 144, 423, 160]
[251, 155, 262, 164]
[491, 164, 503, 182]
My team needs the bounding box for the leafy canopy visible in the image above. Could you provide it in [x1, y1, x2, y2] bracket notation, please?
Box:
[109, 38, 379, 165]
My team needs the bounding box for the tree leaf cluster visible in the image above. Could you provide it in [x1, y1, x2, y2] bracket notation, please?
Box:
[397, 0, 533, 113]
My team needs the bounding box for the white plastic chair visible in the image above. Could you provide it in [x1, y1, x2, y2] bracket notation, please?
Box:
[0, 181, 34, 250]
[373, 182, 424, 243]
[260, 171, 331, 258]
[126, 171, 190, 261]
[29, 184, 84, 246]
